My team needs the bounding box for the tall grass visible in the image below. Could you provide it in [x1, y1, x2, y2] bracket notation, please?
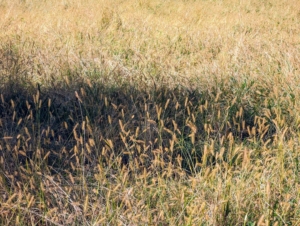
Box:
[0, 0, 300, 225]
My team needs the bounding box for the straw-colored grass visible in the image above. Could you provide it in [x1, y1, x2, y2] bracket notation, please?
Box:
[0, 0, 300, 225]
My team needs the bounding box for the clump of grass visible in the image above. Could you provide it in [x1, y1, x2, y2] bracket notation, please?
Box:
[1, 68, 300, 225]
[1, 0, 300, 225]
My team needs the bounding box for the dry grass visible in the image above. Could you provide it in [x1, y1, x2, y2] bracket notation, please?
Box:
[0, 0, 300, 225]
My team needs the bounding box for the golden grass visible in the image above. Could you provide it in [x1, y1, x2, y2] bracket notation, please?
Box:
[0, 0, 300, 225]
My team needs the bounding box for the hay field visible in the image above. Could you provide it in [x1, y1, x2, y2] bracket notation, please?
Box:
[0, 0, 300, 225]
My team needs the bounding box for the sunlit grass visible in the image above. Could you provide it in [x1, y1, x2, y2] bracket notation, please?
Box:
[0, 0, 300, 225]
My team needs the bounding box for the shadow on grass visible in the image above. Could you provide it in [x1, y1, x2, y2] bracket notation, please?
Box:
[0, 73, 280, 180]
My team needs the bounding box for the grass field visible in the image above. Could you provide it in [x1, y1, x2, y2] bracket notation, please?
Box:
[0, 0, 300, 225]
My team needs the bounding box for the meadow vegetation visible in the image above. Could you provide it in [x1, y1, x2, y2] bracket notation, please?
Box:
[0, 0, 300, 225]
